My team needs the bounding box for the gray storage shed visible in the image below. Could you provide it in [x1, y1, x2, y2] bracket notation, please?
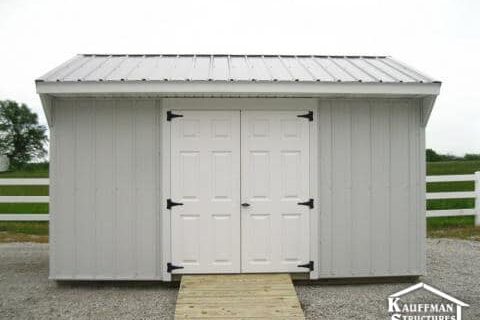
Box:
[36, 54, 440, 281]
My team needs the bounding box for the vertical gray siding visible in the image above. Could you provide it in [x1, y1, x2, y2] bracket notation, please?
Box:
[74, 100, 96, 277]
[51, 99, 76, 278]
[318, 98, 425, 278]
[50, 98, 161, 280]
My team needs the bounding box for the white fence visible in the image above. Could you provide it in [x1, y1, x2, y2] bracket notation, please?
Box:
[426, 172, 480, 225]
[0, 178, 49, 221]
[0, 173, 479, 224]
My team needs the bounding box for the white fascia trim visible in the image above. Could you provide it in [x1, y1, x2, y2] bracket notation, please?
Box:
[36, 81, 441, 96]
[39, 94, 54, 127]
[421, 95, 438, 127]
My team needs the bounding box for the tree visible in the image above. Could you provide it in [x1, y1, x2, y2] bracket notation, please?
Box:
[426, 148, 462, 162]
[0, 100, 48, 168]
[426, 148, 441, 162]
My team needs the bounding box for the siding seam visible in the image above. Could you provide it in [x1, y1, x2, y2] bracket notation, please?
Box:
[407, 101, 413, 273]
[329, 101, 334, 276]
[368, 101, 373, 275]
[133, 101, 138, 277]
[113, 102, 118, 278]
[387, 102, 392, 274]
[93, 101, 98, 277]
[89, 103, 94, 276]
[317, 103, 322, 275]
[349, 102, 353, 276]
[413, 102, 417, 273]
[73, 101, 78, 278]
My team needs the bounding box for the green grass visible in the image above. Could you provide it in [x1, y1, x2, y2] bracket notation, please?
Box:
[0, 185, 49, 196]
[0, 222, 48, 235]
[427, 181, 474, 192]
[0, 162, 49, 178]
[427, 160, 480, 175]
[427, 216, 474, 230]
[0, 203, 49, 214]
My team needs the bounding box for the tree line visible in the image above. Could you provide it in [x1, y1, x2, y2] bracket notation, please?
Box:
[426, 149, 480, 162]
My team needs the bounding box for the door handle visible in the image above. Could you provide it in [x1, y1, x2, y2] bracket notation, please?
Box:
[241, 203, 251, 207]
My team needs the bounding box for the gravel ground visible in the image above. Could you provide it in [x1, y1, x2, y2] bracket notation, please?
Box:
[0, 239, 478, 319]
[0, 243, 178, 319]
[296, 238, 480, 319]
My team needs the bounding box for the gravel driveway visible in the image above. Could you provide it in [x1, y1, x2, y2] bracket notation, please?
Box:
[0, 239, 478, 319]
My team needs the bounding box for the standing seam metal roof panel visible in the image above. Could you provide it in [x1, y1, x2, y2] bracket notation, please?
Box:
[37, 54, 438, 83]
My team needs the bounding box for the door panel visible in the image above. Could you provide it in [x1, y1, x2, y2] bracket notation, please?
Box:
[242, 111, 310, 272]
[171, 110, 240, 273]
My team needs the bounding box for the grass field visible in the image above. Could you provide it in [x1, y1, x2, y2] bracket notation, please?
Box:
[0, 162, 49, 178]
[0, 161, 479, 242]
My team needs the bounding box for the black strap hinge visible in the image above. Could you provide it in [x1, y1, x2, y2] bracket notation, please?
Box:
[167, 198, 184, 210]
[297, 261, 314, 271]
[167, 262, 184, 273]
[297, 198, 314, 209]
[167, 111, 183, 121]
[297, 111, 313, 121]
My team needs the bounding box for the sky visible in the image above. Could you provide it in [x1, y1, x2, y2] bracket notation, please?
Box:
[0, 0, 478, 155]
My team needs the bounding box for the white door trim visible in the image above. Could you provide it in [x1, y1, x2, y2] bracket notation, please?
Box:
[160, 98, 319, 280]
[160, 99, 172, 281]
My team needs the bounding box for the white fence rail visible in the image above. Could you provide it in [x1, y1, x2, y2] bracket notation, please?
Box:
[0, 178, 49, 185]
[0, 172, 479, 224]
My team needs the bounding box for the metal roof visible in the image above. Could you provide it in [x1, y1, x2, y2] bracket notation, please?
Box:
[37, 54, 438, 84]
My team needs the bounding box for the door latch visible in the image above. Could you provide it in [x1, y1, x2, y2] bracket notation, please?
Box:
[166, 111, 183, 121]
[297, 261, 314, 271]
[167, 198, 184, 210]
[297, 198, 314, 209]
[167, 262, 184, 273]
[297, 111, 313, 121]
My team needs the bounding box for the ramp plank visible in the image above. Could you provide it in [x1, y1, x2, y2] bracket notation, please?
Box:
[175, 274, 305, 319]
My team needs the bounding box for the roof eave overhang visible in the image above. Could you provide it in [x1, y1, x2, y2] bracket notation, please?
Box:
[36, 80, 441, 96]
[37, 81, 441, 127]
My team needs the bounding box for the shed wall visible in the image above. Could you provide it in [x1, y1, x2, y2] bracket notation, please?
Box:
[49, 96, 425, 280]
[317, 99, 425, 278]
[50, 98, 162, 279]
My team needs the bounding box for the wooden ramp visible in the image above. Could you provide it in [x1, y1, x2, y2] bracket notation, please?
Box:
[175, 274, 305, 319]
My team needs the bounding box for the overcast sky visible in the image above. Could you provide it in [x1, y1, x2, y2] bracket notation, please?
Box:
[0, 0, 478, 155]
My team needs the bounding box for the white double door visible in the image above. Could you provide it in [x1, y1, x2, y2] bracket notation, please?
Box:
[170, 110, 310, 274]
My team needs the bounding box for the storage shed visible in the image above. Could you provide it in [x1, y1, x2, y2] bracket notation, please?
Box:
[36, 54, 441, 281]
